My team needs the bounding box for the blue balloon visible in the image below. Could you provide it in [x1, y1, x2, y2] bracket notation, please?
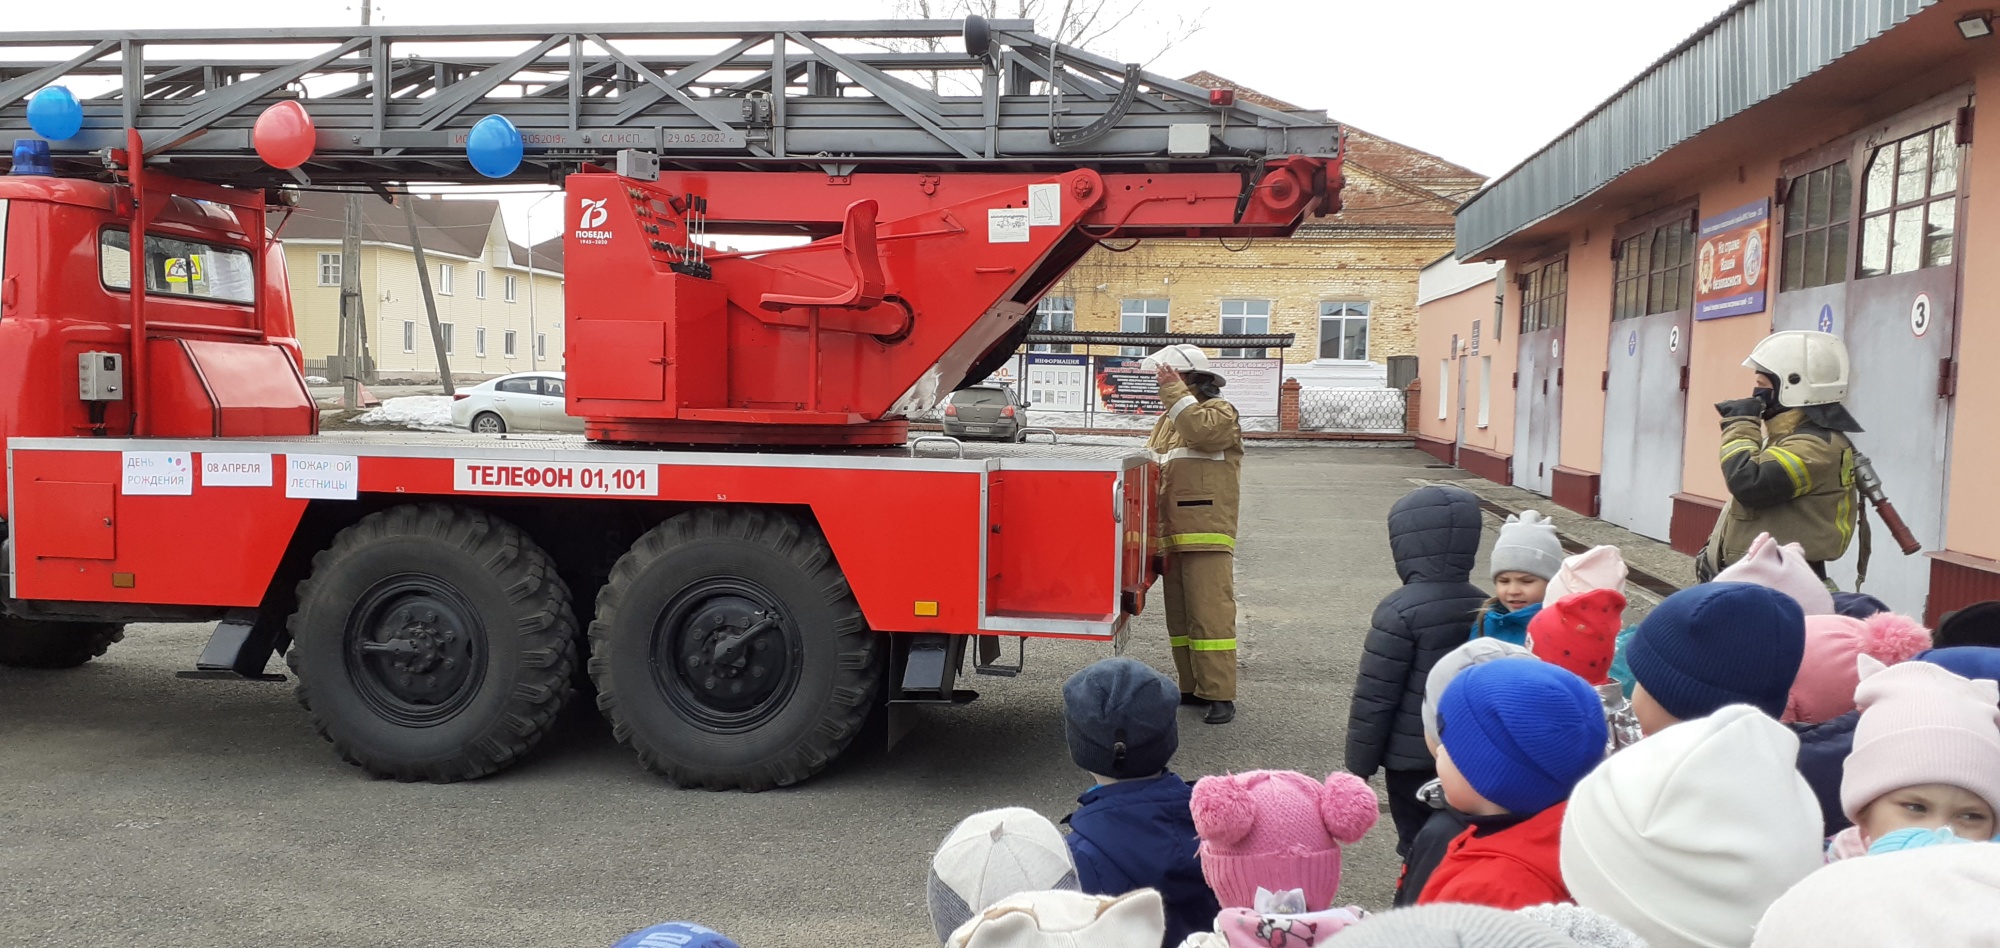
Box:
[27, 86, 83, 141]
[465, 114, 523, 178]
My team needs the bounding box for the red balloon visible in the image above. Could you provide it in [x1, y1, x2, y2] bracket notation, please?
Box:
[253, 100, 316, 170]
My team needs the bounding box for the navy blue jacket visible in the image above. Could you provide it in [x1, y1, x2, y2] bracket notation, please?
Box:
[1345, 485, 1487, 776]
[1064, 773, 1219, 948]
[1793, 712, 1859, 837]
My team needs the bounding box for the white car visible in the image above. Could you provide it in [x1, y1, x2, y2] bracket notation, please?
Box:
[450, 372, 583, 434]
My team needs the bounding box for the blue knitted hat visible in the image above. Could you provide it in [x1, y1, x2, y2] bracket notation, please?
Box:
[1626, 583, 1805, 720]
[611, 923, 740, 948]
[1437, 659, 1607, 814]
[1063, 657, 1179, 779]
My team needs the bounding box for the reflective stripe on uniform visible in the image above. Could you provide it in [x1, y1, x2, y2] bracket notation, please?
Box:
[1187, 638, 1237, 651]
[1167, 394, 1198, 421]
[1169, 635, 1190, 648]
[1765, 447, 1813, 497]
[1720, 440, 1757, 462]
[1161, 447, 1226, 463]
[1164, 533, 1236, 549]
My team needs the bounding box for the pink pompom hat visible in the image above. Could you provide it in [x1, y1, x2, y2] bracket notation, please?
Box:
[1784, 612, 1932, 724]
[1190, 770, 1379, 911]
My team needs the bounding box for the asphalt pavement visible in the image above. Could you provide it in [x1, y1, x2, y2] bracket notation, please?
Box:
[0, 445, 1603, 948]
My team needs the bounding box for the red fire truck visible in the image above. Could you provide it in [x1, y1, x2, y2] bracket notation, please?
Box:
[0, 21, 1340, 788]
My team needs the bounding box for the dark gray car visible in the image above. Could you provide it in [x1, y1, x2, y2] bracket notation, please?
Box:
[941, 385, 1027, 440]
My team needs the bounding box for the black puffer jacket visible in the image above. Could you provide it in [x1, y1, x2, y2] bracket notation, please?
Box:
[1345, 484, 1488, 777]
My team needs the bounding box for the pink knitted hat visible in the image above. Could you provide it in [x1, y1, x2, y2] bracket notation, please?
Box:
[1840, 661, 2000, 821]
[1783, 613, 1931, 724]
[1714, 533, 1835, 616]
[1190, 770, 1379, 911]
[1544, 545, 1628, 602]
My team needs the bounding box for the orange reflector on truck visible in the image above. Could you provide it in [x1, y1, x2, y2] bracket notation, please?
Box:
[914, 601, 939, 617]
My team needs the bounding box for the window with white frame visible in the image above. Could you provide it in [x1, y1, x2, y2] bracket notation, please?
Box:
[402, 320, 416, 353]
[1478, 356, 1492, 428]
[504, 274, 518, 303]
[438, 263, 454, 296]
[317, 252, 341, 286]
[1119, 299, 1169, 356]
[504, 330, 517, 358]
[440, 323, 455, 355]
[475, 269, 487, 299]
[1319, 302, 1370, 361]
[475, 327, 487, 357]
[1030, 297, 1075, 353]
[1220, 299, 1271, 358]
[536, 333, 547, 360]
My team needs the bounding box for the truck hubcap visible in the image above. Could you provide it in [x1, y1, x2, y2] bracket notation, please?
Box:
[651, 579, 802, 732]
[345, 577, 487, 726]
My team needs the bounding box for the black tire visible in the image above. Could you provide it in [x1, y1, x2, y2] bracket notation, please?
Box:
[471, 412, 507, 434]
[286, 504, 577, 782]
[0, 619, 125, 669]
[589, 508, 883, 790]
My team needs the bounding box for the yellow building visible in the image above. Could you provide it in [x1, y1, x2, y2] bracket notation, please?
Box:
[1033, 75, 1482, 388]
[279, 194, 566, 381]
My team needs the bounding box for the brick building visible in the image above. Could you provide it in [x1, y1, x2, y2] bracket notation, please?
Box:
[279, 193, 566, 381]
[1030, 74, 1483, 387]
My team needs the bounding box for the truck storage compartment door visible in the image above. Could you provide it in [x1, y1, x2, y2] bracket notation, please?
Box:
[146, 338, 315, 437]
[983, 467, 1121, 636]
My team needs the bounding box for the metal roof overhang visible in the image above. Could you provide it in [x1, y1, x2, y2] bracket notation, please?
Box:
[1454, 0, 1954, 260]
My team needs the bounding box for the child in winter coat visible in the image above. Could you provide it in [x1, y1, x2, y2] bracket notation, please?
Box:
[1624, 582, 1805, 736]
[1419, 660, 1608, 909]
[1470, 510, 1563, 644]
[1775, 611, 1930, 834]
[1528, 588, 1641, 753]
[1825, 660, 2000, 859]
[1561, 705, 1824, 948]
[1178, 770, 1378, 947]
[929, 808, 1082, 945]
[1343, 485, 1487, 858]
[1060, 658, 1219, 948]
[1392, 637, 1535, 907]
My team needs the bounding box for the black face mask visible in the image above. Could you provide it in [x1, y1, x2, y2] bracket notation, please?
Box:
[1753, 386, 1783, 419]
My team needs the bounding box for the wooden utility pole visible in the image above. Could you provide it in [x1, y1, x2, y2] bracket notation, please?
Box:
[338, 194, 363, 408]
[403, 195, 455, 394]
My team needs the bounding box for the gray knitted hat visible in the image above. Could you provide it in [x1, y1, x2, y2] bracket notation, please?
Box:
[1333, 904, 1586, 947]
[1492, 510, 1565, 581]
[1422, 637, 1537, 746]
[1516, 903, 1650, 948]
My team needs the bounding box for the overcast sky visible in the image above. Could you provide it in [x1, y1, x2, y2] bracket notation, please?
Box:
[8, 0, 1737, 241]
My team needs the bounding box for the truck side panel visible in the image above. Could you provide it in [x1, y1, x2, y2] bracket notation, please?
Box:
[10, 448, 305, 605]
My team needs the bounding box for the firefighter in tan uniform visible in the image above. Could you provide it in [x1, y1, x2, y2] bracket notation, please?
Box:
[1144, 344, 1244, 724]
[1698, 330, 1863, 583]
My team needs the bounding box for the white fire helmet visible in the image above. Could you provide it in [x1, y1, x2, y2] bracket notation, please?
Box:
[1744, 330, 1850, 408]
[1140, 344, 1211, 375]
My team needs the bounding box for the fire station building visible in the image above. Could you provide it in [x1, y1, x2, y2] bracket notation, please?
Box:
[1418, 0, 2000, 621]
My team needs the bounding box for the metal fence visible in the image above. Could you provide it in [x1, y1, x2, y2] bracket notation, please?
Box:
[1298, 387, 1406, 433]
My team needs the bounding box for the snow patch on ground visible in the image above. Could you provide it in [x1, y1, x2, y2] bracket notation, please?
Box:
[353, 395, 458, 430]
[304, 375, 330, 384]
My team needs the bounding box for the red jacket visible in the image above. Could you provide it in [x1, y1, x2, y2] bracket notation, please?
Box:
[1416, 801, 1570, 909]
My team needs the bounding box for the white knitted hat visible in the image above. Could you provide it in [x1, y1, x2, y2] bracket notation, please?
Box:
[1492, 510, 1565, 581]
[945, 889, 1163, 948]
[928, 808, 1080, 945]
[1561, 705, 1823, 948]
[1751, 844, 2000, 947]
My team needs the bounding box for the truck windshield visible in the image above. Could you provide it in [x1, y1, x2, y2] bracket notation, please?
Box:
[99, 229, 255, 305]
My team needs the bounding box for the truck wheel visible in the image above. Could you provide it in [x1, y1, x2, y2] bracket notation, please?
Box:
[589, 508, 882, 791]
[0, 619, 125, 669]
[286, 504, 577, 782]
